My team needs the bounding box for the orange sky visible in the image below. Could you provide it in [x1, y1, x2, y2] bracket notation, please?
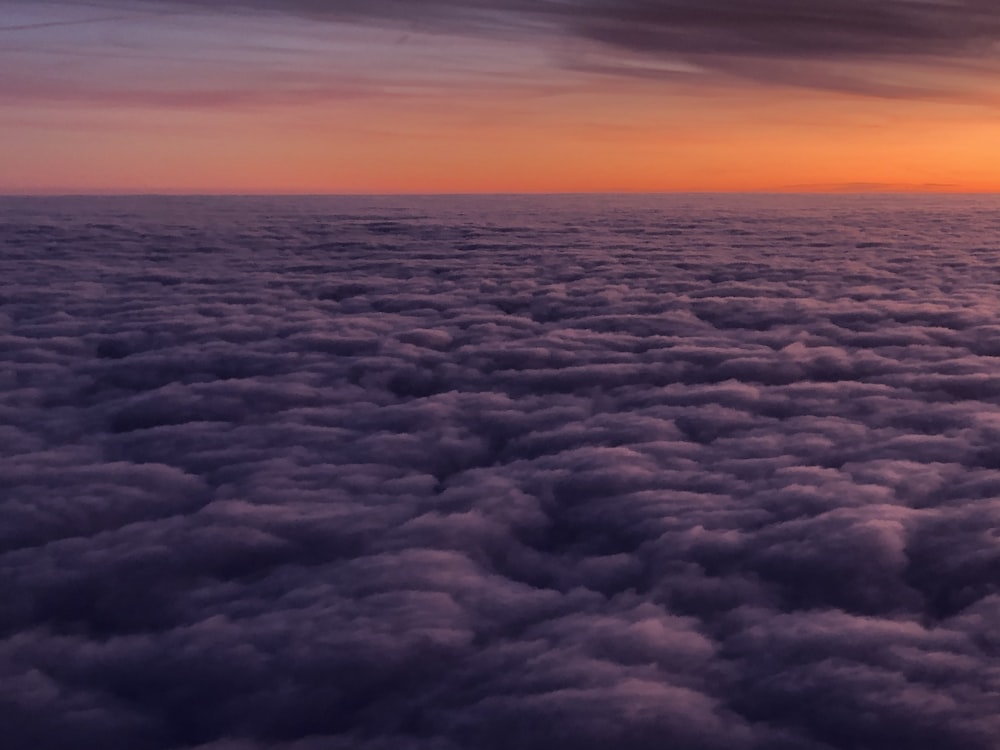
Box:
[2, 1, 999, 194]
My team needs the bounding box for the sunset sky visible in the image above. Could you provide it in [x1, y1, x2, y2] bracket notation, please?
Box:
[3, 0, 1000, 194]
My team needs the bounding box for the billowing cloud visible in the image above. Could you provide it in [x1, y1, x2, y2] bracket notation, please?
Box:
[3, 194, 1000, 748]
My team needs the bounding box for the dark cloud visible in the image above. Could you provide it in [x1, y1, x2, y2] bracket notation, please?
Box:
[3, 193, 1000, 749]
[5, 1, 1000, 98]
[565, 0, 1000, 58]
[112, 0, 1000, 54]
[133, 0, 1000, 94]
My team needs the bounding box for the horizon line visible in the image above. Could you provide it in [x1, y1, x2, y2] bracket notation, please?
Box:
[3, 188, 1000, 199]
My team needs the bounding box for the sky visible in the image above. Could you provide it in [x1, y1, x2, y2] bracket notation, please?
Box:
[2, 0, 1000, 193]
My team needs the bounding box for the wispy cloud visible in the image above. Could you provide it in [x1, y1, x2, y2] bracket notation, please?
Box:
[0, 15, 134, 31]
[3, 0, 1000, 103]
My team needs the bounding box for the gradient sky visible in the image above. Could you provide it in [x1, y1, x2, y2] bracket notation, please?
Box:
[2, 0, 1000, 193]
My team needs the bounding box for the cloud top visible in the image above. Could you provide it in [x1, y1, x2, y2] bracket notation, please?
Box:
[3, 193, 1000, 749]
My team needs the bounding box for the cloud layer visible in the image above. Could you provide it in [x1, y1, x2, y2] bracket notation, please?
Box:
[3, 194, 1000, 748]
[5, 0, 1000, 99]
[122, 0, 1000, 57]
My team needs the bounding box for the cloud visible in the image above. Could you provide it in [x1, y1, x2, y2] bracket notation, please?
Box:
[107, 0, 1000, 55]
[155, 0, 1000, 95]
[5, 1, 1000, 100]
[3, 193, 1000, 749]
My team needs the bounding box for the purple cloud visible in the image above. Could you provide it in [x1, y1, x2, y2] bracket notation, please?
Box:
[3, 194, 1000, 748]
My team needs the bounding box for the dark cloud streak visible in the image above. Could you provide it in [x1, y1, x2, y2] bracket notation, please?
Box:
[5, 0, 1000, 100]
[100, 0, 1000, 95]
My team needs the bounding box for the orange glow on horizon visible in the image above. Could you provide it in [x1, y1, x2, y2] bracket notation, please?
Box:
[5, 91, 1000, 195]
[3, 7, 1000, 197]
